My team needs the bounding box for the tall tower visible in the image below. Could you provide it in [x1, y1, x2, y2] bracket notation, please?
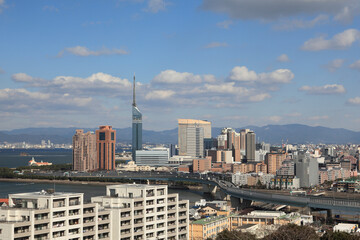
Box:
[132, 74, 142, 162]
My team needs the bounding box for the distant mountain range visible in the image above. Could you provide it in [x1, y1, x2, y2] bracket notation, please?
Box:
[1, 124, 360, 145]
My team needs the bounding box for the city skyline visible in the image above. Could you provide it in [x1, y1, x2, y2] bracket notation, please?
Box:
[1, 1, 360, 131]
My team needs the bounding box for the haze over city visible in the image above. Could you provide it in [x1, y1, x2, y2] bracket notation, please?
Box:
[1, 0, 360, 131]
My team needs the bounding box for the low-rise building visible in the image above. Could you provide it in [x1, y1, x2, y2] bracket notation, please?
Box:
[333, 223, 358, 233]
[190, 215, 230, 240]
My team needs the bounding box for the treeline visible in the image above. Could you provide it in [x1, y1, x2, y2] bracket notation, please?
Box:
[16, 164, 72, 171]
[213, 224, 360, 240]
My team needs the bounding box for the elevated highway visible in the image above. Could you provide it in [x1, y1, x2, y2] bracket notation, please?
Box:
[67, 171, 360, 212]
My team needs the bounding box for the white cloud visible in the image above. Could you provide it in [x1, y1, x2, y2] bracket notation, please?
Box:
[268, 115, 282, 123]
[350, 60, 360, 71]
[334, 6, 358, 24]
[202, 82, 249, 95]
[277, 54, 290, 62]
[273, 14, 328, 30]
[0, 88, 96, 113]
[299, 84, 346, 94]
[200, 0, 359, 20]
[144, 0, 167, 13]
[204, 42, 228, 48]
[12, 72, 132, 97]
[145, 90, 175, 100]
[0, 88, 50, 100]
[228, 66, 294, 84]
[249, 93, 271, 102]
[58, 46, 129, 57]
[302, 29, 360, 51]
[216, 20, 233, 29]
[347, 97, 360, 105]
[308, 115, 329, 121]
[152, 70, 213, 84]
[12, 73, 36, 83]
[324, 59, 345, 72]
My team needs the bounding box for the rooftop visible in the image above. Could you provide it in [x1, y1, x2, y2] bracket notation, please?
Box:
[191, 216, 228, 225]
[9, 191, 83, 199]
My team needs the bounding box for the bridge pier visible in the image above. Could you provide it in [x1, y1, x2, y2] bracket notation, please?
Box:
[230, 196, 252, 210]
[326, 209, 333, 224]
[202, 184, 217, 195]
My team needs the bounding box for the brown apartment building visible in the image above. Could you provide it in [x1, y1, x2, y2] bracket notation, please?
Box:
[266, 153, 287, 175]
[72, 129, 97, 171]
[96, 125, 116, 170]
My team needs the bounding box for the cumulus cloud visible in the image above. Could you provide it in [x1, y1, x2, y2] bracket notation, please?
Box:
[347, 97, 360, 105]
[277, 54, 290, 62]
[0, 88, 95, 113]
[204, 42, 228, 48]
[302, 29, 360, 51]
[216, 20, 233, 29]
[145, 90, 175, 100]
[200, 0, 359, 21]
[299, 84, 346, 95]
[324, 59, 345, 72]
[228, 66, 294, 84]
[152, 70, 214, 84]
[12, 73, 38, 83]
[273, 14, 329, 30]
[58, 46, 129, 57]
[350, 60, 360, 71]
[12, 72, 132, 97]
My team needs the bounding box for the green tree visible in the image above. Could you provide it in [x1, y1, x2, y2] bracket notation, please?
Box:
[215, 229, 256, 240]
[320, 231, 360, 240]
[263, 224, 319, 240]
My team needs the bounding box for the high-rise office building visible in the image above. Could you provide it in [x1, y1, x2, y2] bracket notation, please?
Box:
[245, 131, 256, 162]
[295, 152, 319, 188]
[96, 126, 116, 170]
[178, 119, 211, 158]
[73, 129, 97, 171]
[132, 75, 142, 162]
[92, 184, 189, 240]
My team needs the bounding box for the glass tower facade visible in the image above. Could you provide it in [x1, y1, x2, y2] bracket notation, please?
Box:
[132, 75, 142, 162]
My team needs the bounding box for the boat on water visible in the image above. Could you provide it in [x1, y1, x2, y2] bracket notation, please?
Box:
[20, 152, 29, 156]
[28, 157, 52, 166]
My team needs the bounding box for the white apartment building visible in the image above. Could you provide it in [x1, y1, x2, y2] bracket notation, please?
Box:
[91, 184, 189, 240]
[0, 190, 110, 240]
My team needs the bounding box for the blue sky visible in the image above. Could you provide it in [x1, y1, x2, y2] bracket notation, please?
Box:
[1, 0, 360, 131]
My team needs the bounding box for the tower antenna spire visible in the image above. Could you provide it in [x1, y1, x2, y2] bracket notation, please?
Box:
[133, 73, 136, 107]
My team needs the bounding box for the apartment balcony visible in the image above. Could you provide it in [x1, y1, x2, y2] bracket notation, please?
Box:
[120, 230, 132, 238]
[14, 229, 31, 239]
[83, 220, 95, 227]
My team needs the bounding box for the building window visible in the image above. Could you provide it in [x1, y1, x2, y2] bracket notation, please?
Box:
[99, 132, 105, 140]
[111, 132, 114, 141]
